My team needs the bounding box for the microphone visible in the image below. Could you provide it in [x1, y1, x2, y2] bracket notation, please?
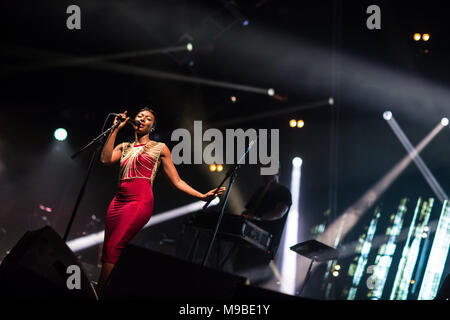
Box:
[111, 113, 141, 127]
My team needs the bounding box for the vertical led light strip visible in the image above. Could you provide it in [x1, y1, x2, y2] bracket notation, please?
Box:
[370, 198, 407, 299]
[347, 209, 381, 300]
[280, 157, 302, 295]
[389, 197, 422, 300]
[418, 200, 450, 300]
[407, 199, 433, 297]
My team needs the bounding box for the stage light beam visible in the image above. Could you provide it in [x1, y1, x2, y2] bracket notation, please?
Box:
[385, 114, 448, 203]
[279, 156, 302, 295]
[67, 198, 220, 252]
[3, 45, 274, 97]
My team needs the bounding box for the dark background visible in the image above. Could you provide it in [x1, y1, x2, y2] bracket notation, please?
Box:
[0, 0, 449, 299]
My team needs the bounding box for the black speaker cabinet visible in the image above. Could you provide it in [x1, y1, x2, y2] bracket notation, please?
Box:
[102, 244, 247, 300]
[0, 226, 96, 299]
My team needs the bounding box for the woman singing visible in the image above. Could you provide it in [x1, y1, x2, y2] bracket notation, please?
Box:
[97, 108, 225, 295]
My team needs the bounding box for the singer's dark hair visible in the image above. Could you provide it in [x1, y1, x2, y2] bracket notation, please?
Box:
[137, 107, 157, 131]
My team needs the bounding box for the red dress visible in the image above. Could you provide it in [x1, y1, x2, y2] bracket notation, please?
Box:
[101, 141, 165, 264]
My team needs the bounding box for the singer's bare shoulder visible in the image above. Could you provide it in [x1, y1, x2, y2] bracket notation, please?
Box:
[159, 143, 171, 158]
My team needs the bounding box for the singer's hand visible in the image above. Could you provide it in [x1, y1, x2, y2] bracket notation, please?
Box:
[201, 187, 226, 202]
[114, 111, 130, 130]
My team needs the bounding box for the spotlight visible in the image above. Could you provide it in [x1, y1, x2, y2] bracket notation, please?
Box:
[217, 164, 223, 172]
[332, 271, 339, 277]
[292, 157, 303, 168]
[267, 88, 275, 96]
[422, 33, 430, 41]
[383, 111, 392, 121]
[335, 264, 341, 271]
[54, 128, 68, 141]
[413, 33, 421, 41]
[441, 117, 449, 126]
[328, 97, 334, 105]
[186, 43, 193, 52]
[289, 119, 297, 128]
[297, 120, 304, 128]
[242, 20, 249, 26]
[209, 164, 217, 172]
[230, 96, 237, 103]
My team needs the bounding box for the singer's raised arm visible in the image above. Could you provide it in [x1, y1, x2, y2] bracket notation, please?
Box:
[100, 111, 129, 165]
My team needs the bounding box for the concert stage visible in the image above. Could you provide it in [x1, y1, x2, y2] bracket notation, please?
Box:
[1, 1, 449, 311]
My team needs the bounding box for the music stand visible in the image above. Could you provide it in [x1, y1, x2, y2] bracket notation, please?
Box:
[290, 240, 339, 296]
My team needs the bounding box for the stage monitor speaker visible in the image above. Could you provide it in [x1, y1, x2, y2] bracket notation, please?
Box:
[434, 273, 450, 300]
[102, 244, 247, 300]
[0, 226, 96, 300]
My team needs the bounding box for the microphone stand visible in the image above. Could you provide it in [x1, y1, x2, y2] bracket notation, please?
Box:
[201, 139, 257, 267]
[63, 120, 121, 242]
